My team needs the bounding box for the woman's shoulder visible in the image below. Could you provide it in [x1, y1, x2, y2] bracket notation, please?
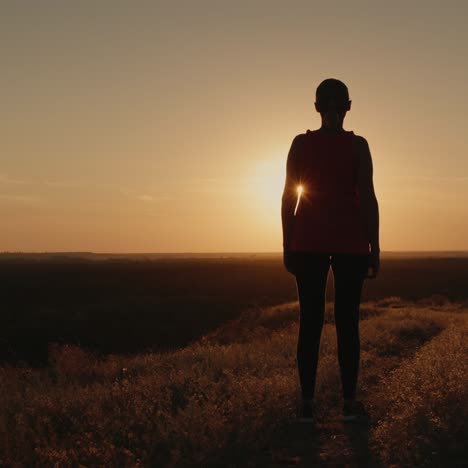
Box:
[294, 130, 310, 140]
[353, 133, 370, 148]
[353, 134, 373, 168]
[290, 131, 310, 148]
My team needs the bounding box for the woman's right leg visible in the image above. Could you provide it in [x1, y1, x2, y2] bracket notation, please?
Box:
[293, 253, 330, 400]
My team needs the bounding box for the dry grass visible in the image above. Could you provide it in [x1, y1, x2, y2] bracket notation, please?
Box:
[0, 298, 466, 466]
[370, 317, 468, 466]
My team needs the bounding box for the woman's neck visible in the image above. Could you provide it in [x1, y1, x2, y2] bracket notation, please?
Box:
[317, 126, 346, 135]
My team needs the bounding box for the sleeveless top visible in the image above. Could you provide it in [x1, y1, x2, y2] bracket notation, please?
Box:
[289, 129, 370, 254]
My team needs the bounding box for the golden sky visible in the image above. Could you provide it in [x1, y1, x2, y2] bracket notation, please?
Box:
[2, 1, 468, 252]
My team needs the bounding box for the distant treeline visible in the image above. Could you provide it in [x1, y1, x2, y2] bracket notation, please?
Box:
[2, 251, 468, 262]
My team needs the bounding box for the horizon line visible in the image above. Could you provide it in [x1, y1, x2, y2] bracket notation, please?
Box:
[2, 250, 468, 255]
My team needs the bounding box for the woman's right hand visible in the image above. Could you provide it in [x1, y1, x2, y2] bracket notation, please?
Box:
[366, 250, 380, 278]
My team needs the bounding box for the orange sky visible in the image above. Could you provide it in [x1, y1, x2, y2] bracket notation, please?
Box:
[2, 2, 468, 252]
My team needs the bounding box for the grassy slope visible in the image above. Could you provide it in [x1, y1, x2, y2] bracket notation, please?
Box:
[0, 297, 467, 466]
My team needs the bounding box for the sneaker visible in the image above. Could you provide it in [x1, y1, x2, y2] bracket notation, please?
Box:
[343, 400, 369, 422]
[298, 399, 316, 423]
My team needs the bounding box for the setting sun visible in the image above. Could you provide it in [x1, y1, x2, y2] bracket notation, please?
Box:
[246, 158, 285, 226]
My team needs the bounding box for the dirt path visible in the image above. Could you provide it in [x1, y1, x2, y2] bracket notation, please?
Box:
[249, 409, 378, 467]
[224, 311, 451, 467]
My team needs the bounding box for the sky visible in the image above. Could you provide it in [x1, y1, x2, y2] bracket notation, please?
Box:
[2, 1, 468, 253]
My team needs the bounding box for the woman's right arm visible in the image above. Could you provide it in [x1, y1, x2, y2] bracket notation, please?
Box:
[356, 136, 380, 255]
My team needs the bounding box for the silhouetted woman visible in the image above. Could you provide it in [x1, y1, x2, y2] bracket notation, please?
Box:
[281, 78, 380, 423]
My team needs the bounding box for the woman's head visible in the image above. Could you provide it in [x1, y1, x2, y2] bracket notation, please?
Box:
[315, 78, 351, 130]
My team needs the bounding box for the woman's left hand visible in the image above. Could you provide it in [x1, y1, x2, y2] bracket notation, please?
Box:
[283, 250, 296, 274]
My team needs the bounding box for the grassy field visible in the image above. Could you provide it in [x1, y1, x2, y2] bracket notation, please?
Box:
[2, 254, 468, 365]
[1, 296, 467, 466]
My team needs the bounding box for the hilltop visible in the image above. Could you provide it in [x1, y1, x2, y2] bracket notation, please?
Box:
[1, 296, 467, 466]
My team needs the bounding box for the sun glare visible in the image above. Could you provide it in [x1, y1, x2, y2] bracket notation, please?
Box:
[294, 185, 303, 216]
[247, 158, 285, 225]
